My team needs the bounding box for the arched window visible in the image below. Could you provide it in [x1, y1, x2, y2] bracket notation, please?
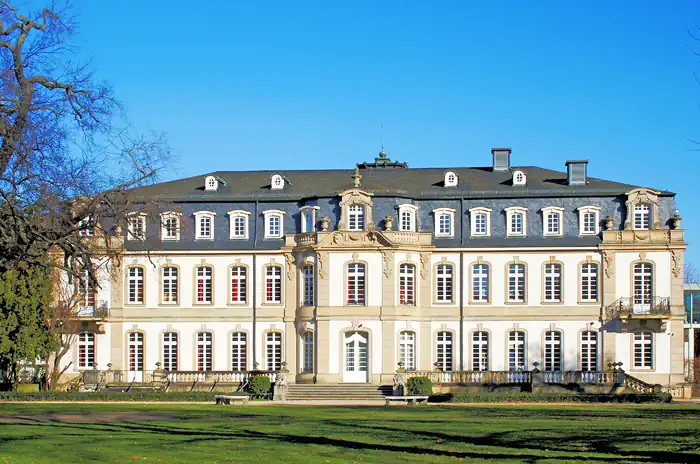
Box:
[161, 213, 180, 240]
[301, 264, 314, 307]
[505, 207, 528, 236]
[231, 332, 247, 371]
[580, 331, 597, 372]
[128, 332, 144, 372]
[127, 267, 144, 304]
[633, 263, 653, 310]
[348, 204, 365, 231]
[513, 170, 526, 185]
[543, 331, 562, 372]
[204, 175, 218, 191]
[195, 266, 213, 304]
[472, 264, 489, 302]
[469, 207, 492, 237]
[542, 207, 564, 237]
[398, 205, 417, 232]
[78, 332, 95, 369]
[194, 211, 216, 240]
[633, 331, 653, 369]
[302, 332, 314, 373]
[508, 331, 526, 371]
[633, 204, 651, 230]
[162, 332, 178, 371]
[230, 266, 247, 304]
[507, 263, 526, 303]
[543, 263, 562, 303]
[271, 174, 284, 190]
[162, 266, 178, 304]
[228, 210, 251, 239]
[264, 266, 282, 304]
[580, 263, 599, 302]
[472, 331, 489, 371]
[436, 264, 453, 303]
[444, 171, 458, 187]
[196, 332, 213, 372]
[347, 263, 366, 305]
[78, 270, 96, 312]
[399, 263, 415, 306]
[266, 332, 282, 371]
[399, 331, 415, 371]
[436, 331, 453, 371]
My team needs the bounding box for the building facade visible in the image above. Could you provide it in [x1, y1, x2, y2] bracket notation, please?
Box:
[66, 148, 688, 388]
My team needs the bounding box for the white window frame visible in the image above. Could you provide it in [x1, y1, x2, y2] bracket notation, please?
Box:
[264, 265, 283, 304]
[633, 262, 654, 311]
[578, 206, 601, 235]
[266, 332, 282, 370]
[508, 331, 526, 371]
[433, 208, 456, 238]
[301, 264, 314, 306]
[580, 263, 599, 302]
[78, 216, 94, 237]
[161, 266, 178, 304]
[194, 211, 216, 240]
[127, 266, 144, 304]
[543, 263, 563, 303]
[436, 264, 453, 303]
[302, 331, 314, 373]
[195, 266, 213, 304]
[271, 174, 285, 190]
[77, 332, 95, 369]
[128, 332, 144, 371]
[633, 331, 653, 370]
[505, 207, 527, 237]
[399, 331, 416, 371]
[347, 204, 365, 231]
[580, 331, 597, 372]
[398, 204, 418, 232]
[436, 331, 453, 370]
[472, 263, 490, 302]
[472, 331, 489, 372]
[513, 170, 527, 186]
[469, 207, 491, 237]
[541, 207, 564, 237]
[162, 332, 178, 371]
[263, 210, 286, 239]
[544, 331, 563, 372]
[127, 213, 147, 241]
[347, 262, 366, 306]
[398, 263, 416, 306]
[633, 203, 651, 230]
[204, 175, 218, 191]
[507, 263, 526, 303]
[444, 171, 458, 187]
[196, 332, 213, 372]
[227, 210, 250, 240]
[231, 332, 247, 371]
[230, 266, 247, 304]
[300, 206, 320, 233]
[160, 212, 181, 241]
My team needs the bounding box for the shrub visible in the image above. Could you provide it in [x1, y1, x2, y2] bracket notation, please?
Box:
[445, 392, 672, 404]
[247, 375, 272, 399]
[407, 376, 433, 395]
[0, 391, 248, 402]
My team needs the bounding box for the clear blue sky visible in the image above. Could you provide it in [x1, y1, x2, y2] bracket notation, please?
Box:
[69, 1, 700, 262]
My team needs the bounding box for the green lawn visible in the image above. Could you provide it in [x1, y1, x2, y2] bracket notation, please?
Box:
[0, 403, 699, 463]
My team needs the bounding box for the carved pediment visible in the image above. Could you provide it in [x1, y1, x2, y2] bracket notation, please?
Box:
[339, 188, 373, 207]
[626, 188, 660, 206]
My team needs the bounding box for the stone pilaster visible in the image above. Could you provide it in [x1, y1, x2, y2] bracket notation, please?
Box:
[381, 320, 396, 383]
[284, 321, 297, 381]
[419, 321, 431, 370]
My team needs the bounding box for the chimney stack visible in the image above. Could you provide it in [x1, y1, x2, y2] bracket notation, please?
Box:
[565, 160, 588, 186]
[491, 148, 511, 172]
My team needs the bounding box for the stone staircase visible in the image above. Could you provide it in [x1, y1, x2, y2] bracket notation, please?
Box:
[286, 384, 392, 401]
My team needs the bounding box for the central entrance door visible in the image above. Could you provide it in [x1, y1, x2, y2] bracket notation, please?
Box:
[343, 331, 369, 383]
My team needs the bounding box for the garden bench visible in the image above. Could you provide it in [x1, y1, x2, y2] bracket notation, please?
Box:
[215, 395, 249, 405]
[384, 395, 429, 406]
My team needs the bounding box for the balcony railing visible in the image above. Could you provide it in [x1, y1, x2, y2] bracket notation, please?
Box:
[73, 305, 109, 319]
[167, 370, 278, 384]
[605, 297, 671, 320]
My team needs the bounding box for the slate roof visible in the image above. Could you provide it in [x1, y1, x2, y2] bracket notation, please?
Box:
[130, 159, 673, 202]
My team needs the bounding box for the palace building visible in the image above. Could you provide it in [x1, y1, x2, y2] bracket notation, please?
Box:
[66, 148, 688, 392]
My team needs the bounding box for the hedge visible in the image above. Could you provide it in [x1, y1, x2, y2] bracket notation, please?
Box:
[432, 392, 673, 404]
[247, 375, 272, 399]
[407, 376, 433, 395]
[0, 391, 249, 402]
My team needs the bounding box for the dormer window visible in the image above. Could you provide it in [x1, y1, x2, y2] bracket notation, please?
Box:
[300, 206, 320, 233]
[271, 174, 284, 190]
[205, 175, 218, 191]
[513, 170, 527, 186]
[127, 213, 147, 240]
[398, 204, 418, 232]
[348, 204, 365, 231]
[194, 211, 216, 240]
[505, 207, 528, 236]
[633, 204, 651, 230]
[542, 207, 564, 237]
[433, 208, 455, 238]
[578, 206, 601, 235]
[78, 216, 94, 237]
[160, 212, 181, 241]
[228, 210, 250, 239]
[263, 210, 286, 238]
[444, 171, 458, 187]
[469, 207, 491, 237]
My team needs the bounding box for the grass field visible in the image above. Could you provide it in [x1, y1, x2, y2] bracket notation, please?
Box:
[0, 403, 699, 463]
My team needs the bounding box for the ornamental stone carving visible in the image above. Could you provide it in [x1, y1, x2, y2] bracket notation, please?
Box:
[420, 252, 430, 280]
[320, 216, 330, 232]
[603, 251, 614, 278]
[285, 254, 295, 280]
[671, 250, 681, 278]
[605, 216, 614, 231]
[384, 215, 394, 231]
[381, 250, 393, 278]
[317, 251, 327, 279]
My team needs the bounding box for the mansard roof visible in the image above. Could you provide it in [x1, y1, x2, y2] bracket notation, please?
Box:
[130, 165, 671, 202]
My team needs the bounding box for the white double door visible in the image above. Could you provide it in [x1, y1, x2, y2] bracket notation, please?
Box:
[343, 331, 369, 383]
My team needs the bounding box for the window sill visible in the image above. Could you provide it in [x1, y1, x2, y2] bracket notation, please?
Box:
[229, 236, 249, 240]
[195, 237, 214, 241]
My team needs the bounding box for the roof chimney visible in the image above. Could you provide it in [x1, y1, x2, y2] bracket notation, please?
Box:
[491, 148, 511, 172]
[565, 160, 588, 186]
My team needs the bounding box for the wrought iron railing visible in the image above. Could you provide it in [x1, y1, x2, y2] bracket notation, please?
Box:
[73, 305, 109, 319]
[605, 297, 671, 320]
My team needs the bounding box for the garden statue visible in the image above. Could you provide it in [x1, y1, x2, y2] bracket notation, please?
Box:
[393, 362, 406, 396]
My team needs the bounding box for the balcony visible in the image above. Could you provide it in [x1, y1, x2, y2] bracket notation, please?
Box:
[72, 304, 109, 320]
[605, 297, 671, 320]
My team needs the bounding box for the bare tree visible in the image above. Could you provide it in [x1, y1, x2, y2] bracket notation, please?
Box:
[0, 1, 170, 385]
[685, 263, 699, 284]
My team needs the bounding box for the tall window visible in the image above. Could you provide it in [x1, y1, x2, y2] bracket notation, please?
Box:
[195, 266, 213, 304]
[232, 216, 247, 238]
[197, 332, 213, 371]
[578, 206, 601, 235]
[472, 331, 489, 371]
[438, 213, 452, 236]
[348, 204, 365, 231]
[195, 212, 215, 240]
[399, 331, 415, 371]
[544, 331, 562, 371]
[507, 264, 526, 303]
[583, 212, 596, 233]
[302, 332, 314, 373]
[127, 267, 144, 304]
[302, 265, 314, 306]
[266, 332, 282, 371]
[399, 208, 415, 232]
[231, 332, 247, 371]
[633, 331, 653, 369]
[162, 267, 178, 304]
[265, 266, 282, 304]
[162, 332, 178, 371]
[436, 264, 453, 303]
[510, 212, 524, 235]
[78, 271, 96, 311]
[162, 215, 179, 240]
[633, 204, 651, 230]
[544, 209, 562, 236]
[269, 215, 281, 236]
[399, 264, 415, 306]
[633, 262, 653, 309]
[436, 331, 453, 371]
[347, 263, 366, 305]
[506, 207, 528, 236]
[263, 210, 285, 238]
[474, 213, 487, 235]
[228, 210, 251, 239]
[78, 216, 93, 237]
[230, 266, 247, 304]
[469, 207, 491, 237]
[580, 263, 598, 302]
[128, 215, 146, 240]
[508, 331, 526, 371]
[301, 207, 317, 233]
[543, 263, 562, 303]
[77, 332, 95, 369]
[472, 264, 489, 302]
[580, 331, 597, 372]
[128, 332, 144, 371]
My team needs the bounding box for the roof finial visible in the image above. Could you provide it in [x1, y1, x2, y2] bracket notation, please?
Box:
[379, 123, 386, 158]
[352, 166, 362, 188]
